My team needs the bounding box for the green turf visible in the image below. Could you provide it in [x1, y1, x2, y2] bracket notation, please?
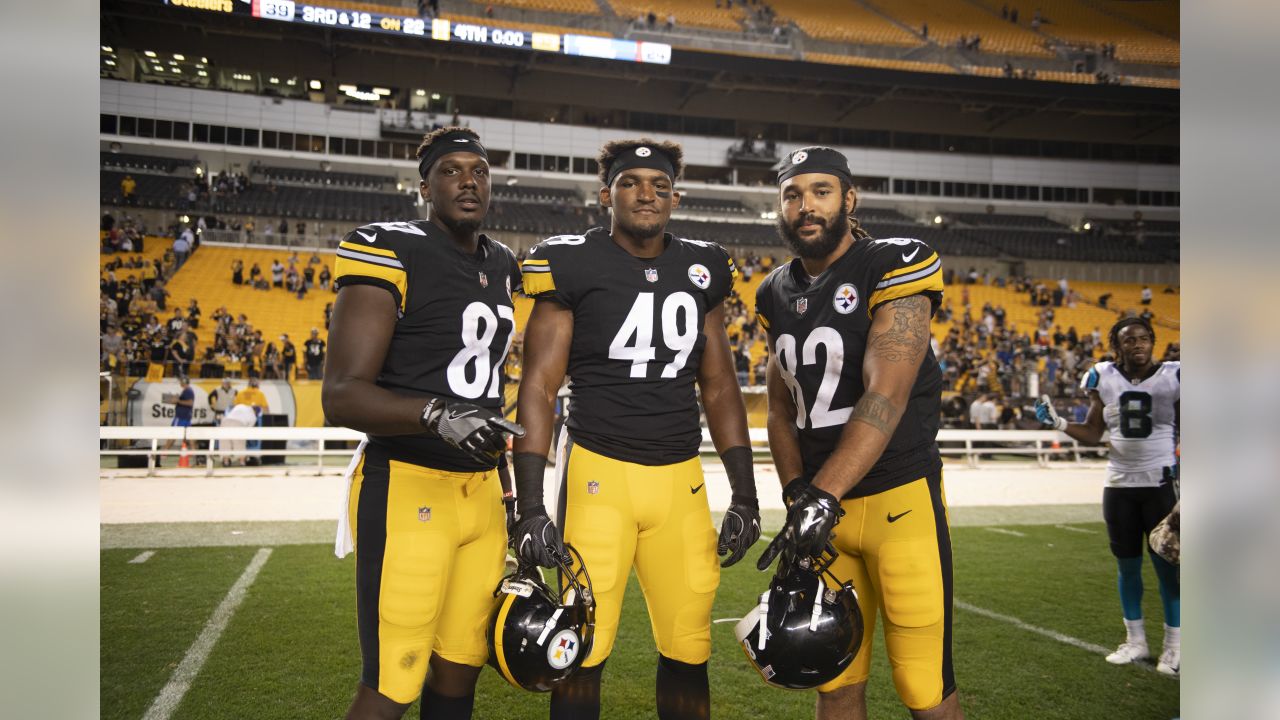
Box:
[100, 521, 1179, 719]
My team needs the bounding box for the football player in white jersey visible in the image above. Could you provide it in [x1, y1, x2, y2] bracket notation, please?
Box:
[1035, 316, 1180, 676]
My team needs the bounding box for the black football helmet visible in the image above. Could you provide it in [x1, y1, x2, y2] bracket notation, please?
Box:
[487, 543, 595, 692]
[735, 545, 863, 690]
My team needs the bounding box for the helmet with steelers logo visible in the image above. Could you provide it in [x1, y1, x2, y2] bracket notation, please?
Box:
[487, 544, 595, 692]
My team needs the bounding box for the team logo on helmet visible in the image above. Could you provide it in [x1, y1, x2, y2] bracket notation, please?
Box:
[636, 147, 652, 157]
[688, 264, 711, 289]
[795, 297, 808, 316]
[644, 268, 659, 283]
[791, 150, 808, 165]
[833, 284, 858, 314]
[547, 629, 580, 670]
[479, 272, 489, 288]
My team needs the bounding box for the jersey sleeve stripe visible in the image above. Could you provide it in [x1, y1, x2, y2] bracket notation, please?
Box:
[880, 252, 939, 281]
[757, 312, 770, 330]
[521, 268, 557, 296]
[334, 256, 408, 312]
[521, 265, 552, 274]
[875, 257, 941, 289]
[867, 269, 944, 310]
[336, 247, 405, 269]
[522, 258, 549, 267]
[338, 241, 399, 260]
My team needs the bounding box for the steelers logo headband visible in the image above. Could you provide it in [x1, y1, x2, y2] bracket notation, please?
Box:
[418, 131, 488, 180]
[605, 145, 676, 187]
[776, 146, 853, 186]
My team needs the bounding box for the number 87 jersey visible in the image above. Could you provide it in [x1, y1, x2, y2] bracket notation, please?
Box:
[521, 228, 738, 466]
[755, 237, 945, 499]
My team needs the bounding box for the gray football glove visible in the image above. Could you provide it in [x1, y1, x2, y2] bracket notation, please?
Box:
[422, 398, 525, 464]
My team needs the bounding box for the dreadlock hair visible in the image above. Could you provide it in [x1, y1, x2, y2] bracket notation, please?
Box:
[596, 138, 685, 186]
[839, 179, 872, 240]
[415, 125, 480, 161]
[1109, 315, 1156, 354]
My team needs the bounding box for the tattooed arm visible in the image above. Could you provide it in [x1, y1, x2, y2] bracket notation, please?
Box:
[811, 294, 934, 498]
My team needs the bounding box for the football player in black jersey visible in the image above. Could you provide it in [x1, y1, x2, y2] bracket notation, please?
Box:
[512, 138, 761, 720]
[322, 127, 525, 720]
[755, 147, 963, 719]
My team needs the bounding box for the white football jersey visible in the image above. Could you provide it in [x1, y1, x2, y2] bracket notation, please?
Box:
[1081, 361, 1179, 487]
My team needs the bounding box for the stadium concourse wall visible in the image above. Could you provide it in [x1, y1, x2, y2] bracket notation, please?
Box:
[100, 79, 1180, 203]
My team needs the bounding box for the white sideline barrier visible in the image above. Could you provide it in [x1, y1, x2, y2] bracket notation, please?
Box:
[99, 426, 1097, 475]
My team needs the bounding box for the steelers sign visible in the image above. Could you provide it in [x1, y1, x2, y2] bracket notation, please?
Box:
[547, 629, 581, 670]
[833, 283, 859, 314]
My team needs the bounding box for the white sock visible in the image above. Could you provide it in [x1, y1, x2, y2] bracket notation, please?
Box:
[1163, 624, 1180, 650]
[1124, 618, 1147, 645]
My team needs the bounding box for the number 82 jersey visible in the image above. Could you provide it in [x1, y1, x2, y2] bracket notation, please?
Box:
[334, 219, 520, 472]
[755, 237, 944, 499]
[521, 227, 737, 465]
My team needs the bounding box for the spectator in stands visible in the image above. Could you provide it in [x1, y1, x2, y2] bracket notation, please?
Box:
[173, 226, 193, 271]
[1098, 292, 1112, 309]
[262, 342, 281, 379]
[1141, 285, 1153, 305]
[304, 328, 326, 380]
[280, 334, 297, 381]
[232, 259, 244, 285]
[271, 259, 284, 288]
[166, 309, 186, 338]
[149, 279, 170, 312]
[1010, 7, 1019, 23]
[324, 301, 334, 329]
[921, 22, 928, 38]
[970, 394, 990, 429]
[319, 264, 332, 290]
[121, 174, 137, 206]
[303, 263, 315, 289]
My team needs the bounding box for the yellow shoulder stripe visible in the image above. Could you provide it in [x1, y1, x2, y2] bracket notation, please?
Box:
[521, 268, 557, 296]
[881, 252, 939, 281]
[338, 241, 398, 259]
[868, 271, 944, 311]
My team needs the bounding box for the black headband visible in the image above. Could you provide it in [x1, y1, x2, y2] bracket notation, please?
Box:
[418, 131, 488, 180]
[605, 145, 676, 187]
[776, 146, 854, 186]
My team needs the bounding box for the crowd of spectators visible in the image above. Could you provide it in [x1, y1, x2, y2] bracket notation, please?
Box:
[230, 250, 333, 300]
[99, 258, 199, 378]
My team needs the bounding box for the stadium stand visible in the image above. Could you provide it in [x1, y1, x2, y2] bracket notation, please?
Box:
[677, 196, 752, 215]
[803, 53, 958, 74]
[253, 165, 395, 190]
[1092, 0, 1177, 40]
[951, 212, 1072, 230]
[482, 0, 602, 13]
[101, 152, 191, 174]
[969, 0, 1179, 64]
[862, 0, 1054, 57]
[492, 183, 581, 204]
[608, 0, 746, 32]
[767, 0, 922, 46]
[101, 170, 190, 210]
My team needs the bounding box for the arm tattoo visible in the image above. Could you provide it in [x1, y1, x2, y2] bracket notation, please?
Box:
[869, 295, 931, 364]
[851, 391, 895, 437]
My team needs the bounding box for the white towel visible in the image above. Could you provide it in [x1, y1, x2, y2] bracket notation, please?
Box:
[333, 438, 368, 559]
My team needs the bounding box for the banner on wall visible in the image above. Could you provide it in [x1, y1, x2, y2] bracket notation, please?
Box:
[128, 378, 298, 427]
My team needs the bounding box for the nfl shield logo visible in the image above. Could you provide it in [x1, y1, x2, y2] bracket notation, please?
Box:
[587, 480, 600, 495]
[795, 297, 809, 315]
[478, 272, 488, 288]
[644, 268, 659, 283]
[418, 506, 432, 522]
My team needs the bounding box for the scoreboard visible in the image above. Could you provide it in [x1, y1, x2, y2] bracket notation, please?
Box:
[164, 0, 672, 64]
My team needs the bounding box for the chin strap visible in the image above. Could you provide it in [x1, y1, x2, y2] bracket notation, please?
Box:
[757, 590, 771, 651]
[810, 576, 824, 631]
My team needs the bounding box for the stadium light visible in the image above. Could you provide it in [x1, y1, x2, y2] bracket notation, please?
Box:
[144, 50, 156, 58]
[415, 89, 425, 97]
[101, 45, 113, 52]
[173, 53, 185, 60]
[105, 59, 116, 66]
[286, 78, 296, 85]
[201, 57, 208, 63]
[934, 215, 943, 224]
[373, 87, 391, 96]
[1083, 221, 1092, 230]
[309, 80, 322, 90]
[197, 70, 208, 77]
[431, 93, 441, 100]
[269, 77, 280, 84]
[172, 67, 181, 73]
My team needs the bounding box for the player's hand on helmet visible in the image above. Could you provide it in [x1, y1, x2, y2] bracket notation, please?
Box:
[423, 398, 526, 464]
[510, 507, 568, 568]
[757, 484, 844, 571]
[718, 496, 762, 568]
[1034, 394, 1068, 431]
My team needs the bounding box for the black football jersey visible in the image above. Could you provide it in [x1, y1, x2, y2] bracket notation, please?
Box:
[334, 219, 520, 472]
[521, 227, 737, 465]
[756, 236, 945, 498]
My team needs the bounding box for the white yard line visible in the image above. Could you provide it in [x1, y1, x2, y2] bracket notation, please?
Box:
[954, 600, 1165, 676]
[984, 527, 1027, 537]
[128, 550, 156, 564]
[141, 548, 273, 720]
[1055, 524, 1098, 534]
[713, 617, 743, 624]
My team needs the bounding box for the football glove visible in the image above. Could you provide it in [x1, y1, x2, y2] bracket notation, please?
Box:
[757, 484, 844, 572]
[510, 507, 568, 569]
[781, 476, 810, 508]
[1035, 394, 1068, 431]
[718, 496, 762, 568]
[422, 398, 526, 465]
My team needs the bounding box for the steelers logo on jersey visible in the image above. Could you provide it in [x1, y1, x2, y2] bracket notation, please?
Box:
[688, 263, 711, 289]
[635, 147, 652, 157]
[833, 283, 859, 314]
[791, 150, 808, 164]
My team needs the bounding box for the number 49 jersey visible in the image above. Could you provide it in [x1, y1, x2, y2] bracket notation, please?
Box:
[521, 227, 737, 465]
[334, 219, 520, 472]
[756, 237, 945, 499]
[1082, 360, 1179, 486]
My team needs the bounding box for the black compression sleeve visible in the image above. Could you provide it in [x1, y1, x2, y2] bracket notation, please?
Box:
[720, 445, 757, 508]
[512, 451, 549, 514]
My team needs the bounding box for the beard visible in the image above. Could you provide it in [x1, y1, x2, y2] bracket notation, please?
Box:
[776, 198, 850, 260]
[437, 212, 483, 237]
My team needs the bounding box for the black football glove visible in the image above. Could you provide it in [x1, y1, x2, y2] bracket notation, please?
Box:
[718, 495, 762, 568]
[509, 506, 568, 569]
[756, 484, 844, 572]
[422, 398, 525, 465]
[781, 476, 810, 508]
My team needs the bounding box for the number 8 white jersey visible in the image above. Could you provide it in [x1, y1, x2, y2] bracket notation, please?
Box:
[1082, 360, 1179, 486]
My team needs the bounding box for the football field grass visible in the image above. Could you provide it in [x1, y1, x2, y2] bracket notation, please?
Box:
[102, 515, 1179, 719]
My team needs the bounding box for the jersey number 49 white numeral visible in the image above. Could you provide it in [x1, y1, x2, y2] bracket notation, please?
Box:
[608, 292, 698, 379]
